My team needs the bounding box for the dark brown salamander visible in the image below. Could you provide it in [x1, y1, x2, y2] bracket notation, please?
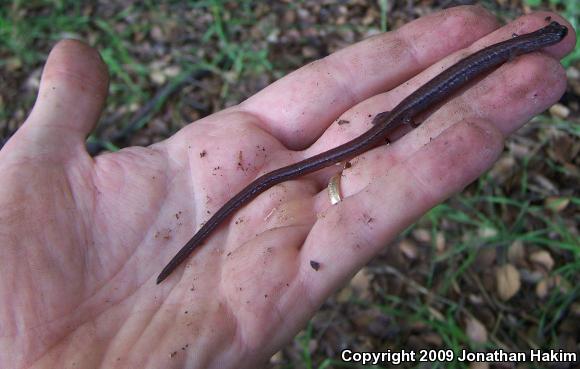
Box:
[157, 21, 567, 284]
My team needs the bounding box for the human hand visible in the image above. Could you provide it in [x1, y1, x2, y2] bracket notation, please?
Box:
[0, 6, 574, 369]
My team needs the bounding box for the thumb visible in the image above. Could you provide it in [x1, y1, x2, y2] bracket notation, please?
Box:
[10, 39, 109, 159]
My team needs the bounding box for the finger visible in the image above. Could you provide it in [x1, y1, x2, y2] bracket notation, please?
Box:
[328, 52, 568, 203]
[324, 37, 568, 191]
[298, 118, 504, 302]
[347, 12, 575, 133]
[301, 12, 572, 184]
[423, 52, 568, 139]
[283, 11, 573, 312]
[239, 6, 499, 149]
[11, 39, 109, 158]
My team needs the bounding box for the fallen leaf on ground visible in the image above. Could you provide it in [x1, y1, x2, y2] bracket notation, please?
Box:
[496, 264, 521, 301]
[466, 316, 488, 344]
[530, 250, 554, 272]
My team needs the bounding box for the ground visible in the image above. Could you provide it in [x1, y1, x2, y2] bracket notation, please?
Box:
[0, 1, 578, 368]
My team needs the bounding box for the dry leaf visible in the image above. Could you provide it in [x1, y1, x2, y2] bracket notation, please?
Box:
[489, 155, 515, 181]
[350, 268, 372, 300]
[336, 285, 352, 303]
[399, 239, 418, 260]
[507, 140, 532, 159]
[544, 197, 570, 213]
[270, 351, 283, 364]
[469, 294, 484, 305]
[307, 339, 317, 353]
[413, 228, 431, 243]
[496, 264, 521, 301]
[549, 103, 570, 119]
[532, 174, 558, 194]
[163, 65, 182, 78]
[435, 232, 446, 252]
[567, 66, 580, 79]
[151, 70, 167, 85]
[536, 278, 549, 299]
[428, 307, 445, 322]
[508, 240, 526, 264]
[452, 280, 461, 295]
[478, 226, 498, 238]
[530, 250, 555, 271]
[466, 316, 488, 343]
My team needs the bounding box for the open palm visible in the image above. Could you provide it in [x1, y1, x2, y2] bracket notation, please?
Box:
[0, 7, 573, 369]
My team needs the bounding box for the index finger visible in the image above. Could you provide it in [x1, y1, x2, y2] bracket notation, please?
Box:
[239, 6, 499, 149]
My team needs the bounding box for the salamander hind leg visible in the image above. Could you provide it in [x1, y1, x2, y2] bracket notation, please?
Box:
[404, 116, 420, 128]
[371, 111, 390, 125]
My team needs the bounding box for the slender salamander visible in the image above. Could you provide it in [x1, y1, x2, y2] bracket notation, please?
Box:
[157, 21, 567, 284]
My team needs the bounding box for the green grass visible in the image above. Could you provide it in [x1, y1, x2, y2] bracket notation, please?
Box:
[0, 0, 88, 65]
[353, 131, 579, 368]
[394, 189, 575, 362]
[202, 0, 272, 98]
[378, 0, 389, 32]
[0, 0, 273, 148]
